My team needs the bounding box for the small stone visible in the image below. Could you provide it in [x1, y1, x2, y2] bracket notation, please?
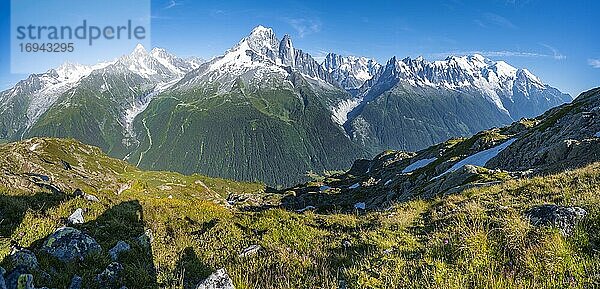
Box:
[68, 275, 82, 289]
[83, 194, 100, 202]
[342, 240, 351, 248]
[137, 229, 153, 247]
[96, 262, 124, 287]
[68, 208, 84, 225]
[109, 241, 131, 261]
[195, 268, 234, 289]
[17, 274, 34, 289]
[9, 248, 39, 270]
[354, 202, 366, 210]
[43, 227, 102, 262]
[73, 189, 84, 197]
[238, 245, 261, 258]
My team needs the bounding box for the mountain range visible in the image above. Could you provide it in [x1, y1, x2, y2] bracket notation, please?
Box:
[0, 25, 572, 186]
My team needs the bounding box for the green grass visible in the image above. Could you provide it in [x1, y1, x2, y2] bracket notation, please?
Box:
[1, 138, 599, 288]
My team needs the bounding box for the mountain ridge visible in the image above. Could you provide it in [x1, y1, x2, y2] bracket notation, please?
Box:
[0, 25, 574, 186]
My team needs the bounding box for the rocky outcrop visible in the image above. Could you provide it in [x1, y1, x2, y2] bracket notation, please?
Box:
[196, 269, 235, 289]
[488, 88, 600, 173]
[42, 227, 101, 262]
[525, 204, 587, 235]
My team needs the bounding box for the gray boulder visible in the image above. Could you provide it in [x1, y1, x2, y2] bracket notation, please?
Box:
[67, 208, 84, 225]
[196, 269, 235, 289]
[525, 204, 587, 235]
[9, 249, 38, 271]
[68, 275, 82, 289]
[42, 227, 102, 262]
[108, 241, 131, 261]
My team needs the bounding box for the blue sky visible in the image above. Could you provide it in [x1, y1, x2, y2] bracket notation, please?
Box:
[1, 0, 599, 96]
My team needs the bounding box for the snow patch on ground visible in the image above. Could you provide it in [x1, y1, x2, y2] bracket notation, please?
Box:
[402, 157, 437, 173]
[437, 138, 516, 178]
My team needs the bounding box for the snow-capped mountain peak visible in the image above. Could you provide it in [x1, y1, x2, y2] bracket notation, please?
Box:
[199, 26, 335, 87]
[322, 53, 382, 90]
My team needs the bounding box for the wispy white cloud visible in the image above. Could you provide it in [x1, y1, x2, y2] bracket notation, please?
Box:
[477, 12, 518, 29]
[285, 18, 321, 38]
[540, 43, 566, 60]
[588, 59, 600, 68]
[428, 50, 563, 59]
[164, 0, 181, 9]
[309, 49, 329, 63]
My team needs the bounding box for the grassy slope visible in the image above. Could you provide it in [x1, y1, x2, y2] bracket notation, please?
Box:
[0, 138, 599, 288]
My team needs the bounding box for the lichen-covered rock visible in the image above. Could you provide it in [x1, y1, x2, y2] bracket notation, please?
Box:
[9, 249, 38, 271]
[195, 269, 235, 289]
[108, 241, 131, 261]
[68, 275, 82, 289]
[525, 204, 587, 235]
[42, 227, 102, 262]
[96, 262, 123, 288]
[67, 208, 84, 225]
[16, 274, 34, 289]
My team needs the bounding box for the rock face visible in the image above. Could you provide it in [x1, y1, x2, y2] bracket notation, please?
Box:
[488, 88, 600, 174]
[42, 227, 102, 262]
[195, 269, 235, 289]
[525, 204, 587, 235]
